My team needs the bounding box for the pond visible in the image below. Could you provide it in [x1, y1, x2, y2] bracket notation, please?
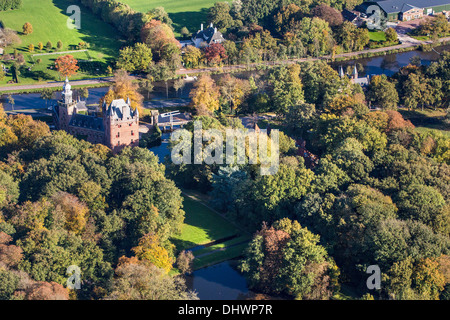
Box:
[185, 260, 250, 300]
[331, 44, 450, 77]
[148, 135, 251, 301]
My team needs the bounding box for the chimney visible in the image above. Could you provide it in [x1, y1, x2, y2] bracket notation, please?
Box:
[201, 23, 203, 31]
[214, 27, 217, 33]
[210, 23, 213, 28]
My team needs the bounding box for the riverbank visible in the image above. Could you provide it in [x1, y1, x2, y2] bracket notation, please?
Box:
[2, 36, 450, 94]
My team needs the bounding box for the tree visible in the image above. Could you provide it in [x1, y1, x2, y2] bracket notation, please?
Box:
[22, 22, 33, 35]
[7, 95, 14, 111]
[101, 69, 143, 112]
[413, 257, 446, 299]
[140, 19, 180, 62]
[132, 233, 173, 273]
[1, 28, 21, 47]
[182, 45, 203, 68]
[397, 184, 448, 234]
[0, 268, 20, 300]
[189, 74, 220, 113]
[46, 41, 52, 51]
[106, 259, 197, 300]
[385, 27, 398, 43]
[239, 218, 339, 299]
[80, 87, 89, 101]
[203, 43, 228, 66]
[117, 43, 153, 73]
[56, 40, 63, 51]
[38, 42, 43, 51]
[40, 88, 53, 109]
[51, 191, 88, 235]
[208, 2, 234, 32]
[180, 27, 190, 38]
[55, 55, 79, 79]
[28, 44, 34, 52]
[218, 74, 249, 113]
[273, 4, 302, 36]
[141, 75, 154, 100]
[173, 78, 185, 98]
[299, 17, 334, 57]
[150, 61, 175, 99]
[311, 4, 344, 27]
[367, 74, 399, 109]
[148, 7, 173, 27]
[176, 250, 195, 274]
[269, 64, 304, 114]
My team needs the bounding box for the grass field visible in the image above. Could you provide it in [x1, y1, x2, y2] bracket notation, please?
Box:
[399, 108, 449, 137]
[170, 195, 251, 270]
[171, 196, 241, 250]
[0, 0, 124, 85]
[369, 31, 387, 42]
[121, 0, 219, 36]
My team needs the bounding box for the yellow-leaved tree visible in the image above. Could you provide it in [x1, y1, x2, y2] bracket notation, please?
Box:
[132, 233, 173, 273]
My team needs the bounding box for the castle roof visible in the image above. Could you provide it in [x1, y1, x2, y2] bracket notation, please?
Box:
[106, 98, 138, 121]
[69, 113, 104, 132]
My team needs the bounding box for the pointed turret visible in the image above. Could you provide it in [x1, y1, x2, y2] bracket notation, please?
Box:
[353, 65, 358, 80]
[339, 66, 344, 78]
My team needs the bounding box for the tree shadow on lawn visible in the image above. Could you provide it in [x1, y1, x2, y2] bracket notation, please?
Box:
[52, 0, 126, 58]
[399, 108, 449, 131]
[169, 9, 209, 35]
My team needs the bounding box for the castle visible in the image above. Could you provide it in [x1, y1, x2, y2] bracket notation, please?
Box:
[52, 78, 139, 153]
[339, 65, 370, 86]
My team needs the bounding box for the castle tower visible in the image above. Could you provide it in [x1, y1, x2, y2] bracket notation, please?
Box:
[339, 66, 345, 78]
[57, 77, 77, 131]
[103, 98, 139, 154]
[352, 65, 358, 80]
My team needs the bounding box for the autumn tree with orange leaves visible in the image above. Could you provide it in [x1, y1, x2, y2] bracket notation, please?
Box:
[55, 55, 79, 79]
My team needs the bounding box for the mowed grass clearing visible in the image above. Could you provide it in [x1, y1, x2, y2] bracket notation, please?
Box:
[121, 0, 219, 36]
[369, 31, 387, 42]
[170, 196, 240, 251]
[170, 195, 251, 270]
[0, 0, 125, 85]
[0, 0, 124, 59]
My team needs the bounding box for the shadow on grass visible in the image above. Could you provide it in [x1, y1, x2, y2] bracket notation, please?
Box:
[52, 0, 126, 58]
[399, 108, 448, 131]
[169, 9, 209, 35]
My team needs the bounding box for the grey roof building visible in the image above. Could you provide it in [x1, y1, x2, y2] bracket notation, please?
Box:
[357, 0, 450, 22]
[53, 78, 139, 153]
[191, 23, 225, 48]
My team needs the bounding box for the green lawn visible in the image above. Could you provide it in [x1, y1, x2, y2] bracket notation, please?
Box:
[170, 196, 241, 251]
[399, 108, 449, 137]
[369, 31, 386, 42]
[121, 0, 219, 36]
[0, 0, 124, 85]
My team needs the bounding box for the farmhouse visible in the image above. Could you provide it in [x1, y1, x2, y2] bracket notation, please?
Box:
[181, 23, 225, 48]
[52, 78, 139, 153]
[357, 0, 450, 22]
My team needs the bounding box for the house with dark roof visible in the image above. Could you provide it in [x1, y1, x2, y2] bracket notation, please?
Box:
[358, 0, 450, 22]
[191, 23, 225, 48]
[52, 78, 139, 153]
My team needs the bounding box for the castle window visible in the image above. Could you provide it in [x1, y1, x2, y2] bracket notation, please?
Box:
[118, 141, 120, 146]
[131, 130, 134, 136]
